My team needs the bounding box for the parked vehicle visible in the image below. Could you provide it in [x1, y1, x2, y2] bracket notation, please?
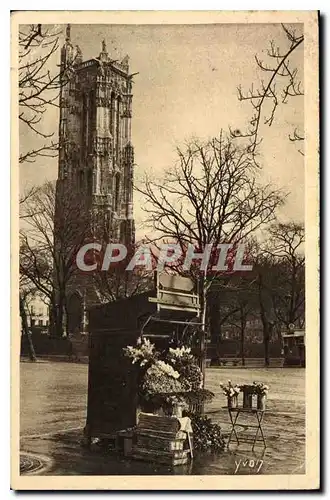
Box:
[282, 326, 305, 367]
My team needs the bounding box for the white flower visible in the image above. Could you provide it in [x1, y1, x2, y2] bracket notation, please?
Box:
[156, 360, 180, 379]
[169, 346, 192, 358]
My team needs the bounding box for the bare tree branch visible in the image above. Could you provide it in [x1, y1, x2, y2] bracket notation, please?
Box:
[231, 24, 304, 158]
[19, 24, 76, 163]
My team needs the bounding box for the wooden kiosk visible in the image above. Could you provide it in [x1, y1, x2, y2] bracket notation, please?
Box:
[85, 274, 201, 445]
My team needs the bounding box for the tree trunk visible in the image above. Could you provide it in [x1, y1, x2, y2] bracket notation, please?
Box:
[198, 277, 208, 415]
[54, 291, 66, 337]
[260, 309, 270, 367]
[258, 275, 270, 367]
[200, 284, 208, 387]
[209, 291, 220, 345]
[49, 301, 57, 336]
[264, 326, 270, 367]
[56, 303, 64, 337]
[19, 294, 37, 362]
[240, 316, 246, 367]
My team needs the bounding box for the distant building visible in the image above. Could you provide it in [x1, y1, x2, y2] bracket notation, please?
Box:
[24, 294, 49, 330]
[221, 316, 279, 343]
[221, 317, 263, 343]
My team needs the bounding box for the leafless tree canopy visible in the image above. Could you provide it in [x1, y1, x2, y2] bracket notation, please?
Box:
[93, 265, 153, 303]
[20, 181, 91, 335]
[231, 24, 304, 157]
[20, 182, 88, 286]
[138, 132, 285, 253]
[267, 222, 305, 261]
[137, 132, 288, 375]
[264, 222, 305, 327]
[137, 132, 285, 353]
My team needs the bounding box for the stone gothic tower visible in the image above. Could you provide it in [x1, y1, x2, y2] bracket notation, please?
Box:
[57, 25, 135, 245]
[54, 25, 136, 335]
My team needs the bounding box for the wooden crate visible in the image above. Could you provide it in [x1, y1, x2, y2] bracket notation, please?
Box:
[131, 413, 192, 466]
[131, 447, 190, 466]
[136, 433, 185, 451]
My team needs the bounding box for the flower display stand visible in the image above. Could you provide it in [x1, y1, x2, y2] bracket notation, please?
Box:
[222, 382, 269, 451]
[226, 407, 267, 450]
[131, 412, 193, 466]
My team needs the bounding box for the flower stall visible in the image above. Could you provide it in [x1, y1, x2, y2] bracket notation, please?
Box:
[123, 338, 225, 463]
[85, 274, 200, 441]
[85, 273, 226, 462]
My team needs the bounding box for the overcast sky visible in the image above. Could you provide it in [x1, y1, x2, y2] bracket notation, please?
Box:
[19, 23, 304, 235]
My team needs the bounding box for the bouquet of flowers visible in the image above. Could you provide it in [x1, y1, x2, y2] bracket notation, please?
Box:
[142, 360, 182, 398]
[167, 346, 203, 391]
[123, 337, 156, 367]
[252, 382, 269, 396]
[123, 339, 214, 411]
[220, 380, 241, 398]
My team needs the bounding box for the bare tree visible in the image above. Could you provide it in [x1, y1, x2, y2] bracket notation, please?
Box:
[20, 181, 90, 336]
[255, 255, 275, 367]
[18, 187, 45, 360]
[206, 222, 304, 367]
[224, 277, 259, 366]
[137, 132, 285, 380]
[19, 275, 37, 362]
[208, 281, 240, 346]
[249, 223, 305, 366]
[227, 301, 249, 366]
[265, 222, 305, 328]
[231, 24, 304, 157]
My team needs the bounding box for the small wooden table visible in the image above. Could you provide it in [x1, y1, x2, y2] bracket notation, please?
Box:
[225, 407, 267, 450]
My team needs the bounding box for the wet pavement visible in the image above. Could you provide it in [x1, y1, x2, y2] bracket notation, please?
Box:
[20, 361, 305, 475]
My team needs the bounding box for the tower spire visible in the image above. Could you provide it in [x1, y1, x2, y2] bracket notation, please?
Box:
[66, 24, 71, 42]
[61, 23, 74, 68]
[99, 39, 109, 63]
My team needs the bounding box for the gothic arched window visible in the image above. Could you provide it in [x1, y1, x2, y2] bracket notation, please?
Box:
[87, 169, 93, 196]
[114, 172, 120, 213]
[116, 97, 121, 160]
[88, 90, 95, 152]
[82, 93, 88, 150]
[110, 92, 116, 135]
[78, 170, 84, 190]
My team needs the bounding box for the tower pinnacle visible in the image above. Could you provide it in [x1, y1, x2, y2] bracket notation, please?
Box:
[66, 24, 71, 42]
[99, 39, 109, 63]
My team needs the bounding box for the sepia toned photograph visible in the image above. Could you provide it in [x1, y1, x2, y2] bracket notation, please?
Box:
[12, 10, 319, 490]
